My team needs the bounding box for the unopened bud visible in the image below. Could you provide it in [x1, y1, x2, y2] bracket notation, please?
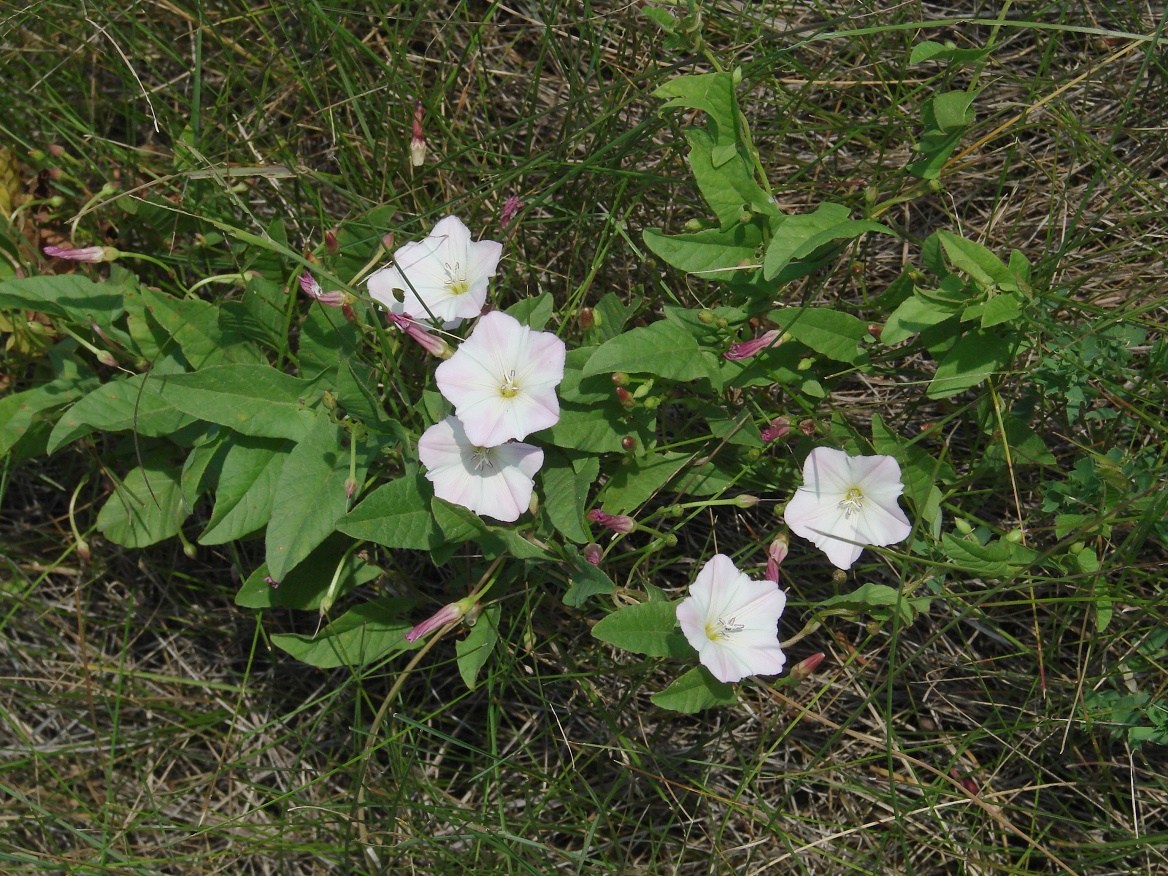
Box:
[621, 436, 636, 451]
[611, 371, 629, 387]
[765, 533, 789, 582]
[867, 323, 882, 339]
[387, 312, 453, 358]
[616, 387, 635, 409]
[325, 229, 340, 255]
[586, 509, 636, 534]
[500, 195, 524, 229]
[344, 477, 359, 500]
[404, 596, 476, 644]
[381, 232, 395, 252]
[789, 652, 825, 683]
[734, 494, 760, 509]
[954, 518, 973, 535]
[583, 543, 602, 566]
[698, 309, 716, 324]
[409, 99, 426, 167]
[97, 351, 117, 367]
[183, 541, 197, 559]
[43, 244, 120, 263]
[760, 416, 791, 443]
[832, 569, 848, 584]
[578, 307, 594, 330]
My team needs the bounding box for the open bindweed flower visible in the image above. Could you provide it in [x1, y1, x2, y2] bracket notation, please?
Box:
[418, 415, 544, 523]
[676, 554, 787, 684]
[435, 310, 566, 447]
[367, 215, 502, 326]
[784, 447, 913, 570]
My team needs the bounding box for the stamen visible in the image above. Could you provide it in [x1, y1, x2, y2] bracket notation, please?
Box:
[471, 447, 494, 471]
[706, 616, 745, 641]
[838, 486, 864, 518]
[499, 369, 520, 398]
[443, 260, 469, 295]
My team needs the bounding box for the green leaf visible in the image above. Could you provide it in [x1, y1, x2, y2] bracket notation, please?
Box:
[980, 293, 1021, 328]
[881, 294, 961, 345]
[684, 129, 775, 226]
[431, 497, 492, 544]
[505, 293, 554, 330]
[941, 534, 1036, 577]
[271, 596, 416, 668]
[932, 89, 978, 131]
[910, 40, 991, 65]
[47, 372, 197, 453]
[335, 356, 391, 427]
[265, 418, 362, 582]
[600, 452, 689, 514]
[651, 667, 737, 713]
[299, 300, 360, 378]
[546, 402, 654, 454]
[563, 560, 615, 608]
[768, 307, 871, 365]
[937, 231, 1012, 288]
[642, 225, 762, 277]
[236, 534, 381, 611]
[0, 374, 97, 457]
[338, 474, 440, 549]
[140, 286, 262, 369]
[180, 428, 226, 512]
[456, 604, 500, 689]
[927, 329, 1013, 398]
[763, 204, 889, 280]
[199, 436, 292, 544]
[96, 461, 188, 548]
[583, 320, 719, 385]
[541, 450, 596, 544]
[654, 72, 738, 148]
[0, 274, 125, 326]
[591, 601, 691, 657]
[159, 365, 319, 440]
[818, 583, 932, 625]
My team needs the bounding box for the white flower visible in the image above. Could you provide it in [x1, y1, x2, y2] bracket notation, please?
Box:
[367, 215, 502, 326]
[434, 310, 566, 447]
[676, 554, 787, 684]
[418, 416, 543, 523]
[783, 447, 913, 570]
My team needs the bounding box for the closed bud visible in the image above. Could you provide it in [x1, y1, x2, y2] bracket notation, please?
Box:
[344, 477, 359, 500]
[698, 309, 716, 324]
[621, 436, 636, 451]
[954, 518, 973, 535]
[409, 99, 426, 167]
[734, 494, 760, 508]
[765, 532, 789, 582]
[832, 569, 848, 584]
[611, 371, 629, 387]
[183, 541, 197, 559]
[789, 652, 825, 683]
[578, 307, 594, 330]
[587, 509, 636, 534]
[583, 543, 602, 566]
[616, 387, 635, 409]
[325, 229, 340, 254]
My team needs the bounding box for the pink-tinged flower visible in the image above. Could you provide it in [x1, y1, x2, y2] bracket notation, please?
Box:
[500, 195, 524, 228]
[387, 311, 453, 358]
[784, 447, 912, 570]
[583, 543, 602, 565]
[409, 99, 426, 167]
[761, 416, 791, 443]
[765, 533, 789, 583]
[586, 509, 636, 534]
[43, 244, 119, 263]
[725, 329, 782, 361]
[367, 216, 502, 326]
[434, 310, 566, 447]
[418, 415, 544, 522]
[404, 596, 476, 644]
[299, 273, 349, 307]
[788, 651, 824, 683]
[676, 554, 787, 684]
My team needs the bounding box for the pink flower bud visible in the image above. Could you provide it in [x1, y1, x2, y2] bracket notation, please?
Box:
[344, 477, 359, 500]
[583, 543, 602, 566]
[789, 651, 824, 683]
[500, 195, 524, 229]
[615, 387, 635, 409]
[586, 509, 636, 534]
[765, 533, 789, 582]
[43, 244, 120, 263]
[299, 273, 349, 307]
[409, 99, 426, 167]
[725, 329, 782, 361]
[387, 311, 454, 358]
[760, 416, 791, 443]
[324, 229, 340, 255]
[404, 598, 474, 644]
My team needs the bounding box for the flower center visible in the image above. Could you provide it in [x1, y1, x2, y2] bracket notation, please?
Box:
[443, 260, 469, 296]
[470, 447, 494, 471]
[838, 486, 864, 518]
[705, 615, 745, 642]
[498, 369, 520, 399]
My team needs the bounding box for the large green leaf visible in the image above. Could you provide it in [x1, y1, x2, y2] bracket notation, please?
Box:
[881, 294, 961, 345]
[264, 418, 362, 582]
[545, 403, 654, 454]
[271, 597, 417, 668]
[338, 474, 441, 549]
[591, 601, 691, 658]
[642, 224, 762, 276]
[768, 307, 871, 365]
[96, 461, 188, 548]
[0, 274, 125, 326]
[763, 204, 889, 279]
[651, 667, 737, 712]
[140, 286, 262, 368]
[158, 365, 319, 440]
[235, 534, 381, 611]
[541, 450, 596, 544]
[47, 372, 197, 452]
[926, 329, 1014, 398]
[583, 320, 720, 385]
[199, 436, 293, 544]
[0, 374, 97, 457]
